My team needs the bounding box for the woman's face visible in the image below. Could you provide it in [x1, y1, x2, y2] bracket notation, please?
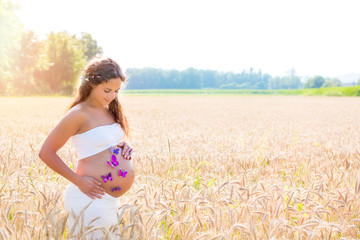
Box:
[90, 78, 122, 106]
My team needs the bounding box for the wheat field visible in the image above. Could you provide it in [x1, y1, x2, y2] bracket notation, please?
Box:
[1, 96, 360, 239]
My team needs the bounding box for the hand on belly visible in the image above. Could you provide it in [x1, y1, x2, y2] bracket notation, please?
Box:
[76, 146, 136, 198]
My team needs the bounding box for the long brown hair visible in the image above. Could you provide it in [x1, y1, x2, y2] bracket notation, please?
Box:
[67, 57, 130, 138]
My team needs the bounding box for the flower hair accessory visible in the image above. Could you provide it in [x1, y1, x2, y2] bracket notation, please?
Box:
[81, 74, 101, 82]
[81, 75, 89, 81]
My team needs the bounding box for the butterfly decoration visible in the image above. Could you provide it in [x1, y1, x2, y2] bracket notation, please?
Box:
[119, 168, 128, 178]
[111, 187, 121, 192]
[111, 146, 120, 155]
[106, 154, 119, 168]
[101, 172, 112, 183]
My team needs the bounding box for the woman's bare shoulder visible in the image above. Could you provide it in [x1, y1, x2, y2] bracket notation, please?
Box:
[39, 103, 88, 154]
[66, 103, 88, 118]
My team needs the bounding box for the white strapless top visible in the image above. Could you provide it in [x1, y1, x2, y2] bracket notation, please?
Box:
[71, 123, 124, 160]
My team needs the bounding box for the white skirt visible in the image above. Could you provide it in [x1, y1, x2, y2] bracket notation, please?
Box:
[64, 182, 121, 240]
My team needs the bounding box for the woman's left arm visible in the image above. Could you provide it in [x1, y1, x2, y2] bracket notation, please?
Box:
[117, 141, 133, 160]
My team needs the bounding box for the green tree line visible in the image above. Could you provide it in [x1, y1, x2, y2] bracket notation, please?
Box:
[1, 0, 357, 95]
[125, 68, 347, 90]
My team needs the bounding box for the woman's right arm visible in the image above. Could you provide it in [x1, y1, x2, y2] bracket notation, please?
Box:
[38, 109, 105, 199]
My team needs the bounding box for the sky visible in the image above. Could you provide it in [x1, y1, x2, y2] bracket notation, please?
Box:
[14, 0, 360, 80]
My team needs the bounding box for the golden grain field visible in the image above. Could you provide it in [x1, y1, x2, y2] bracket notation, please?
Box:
[1, 96, 360, 240]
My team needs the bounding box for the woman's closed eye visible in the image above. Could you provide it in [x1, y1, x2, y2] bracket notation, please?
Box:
[105, 90, 119, 93]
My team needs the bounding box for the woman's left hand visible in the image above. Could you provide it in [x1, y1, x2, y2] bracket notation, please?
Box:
[117, 141, 133, 160]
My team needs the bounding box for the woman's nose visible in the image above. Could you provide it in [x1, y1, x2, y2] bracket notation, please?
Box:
[110, 92, 117, 99]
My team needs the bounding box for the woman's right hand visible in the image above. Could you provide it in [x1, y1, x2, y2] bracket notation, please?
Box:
[76, 176, 105, 199]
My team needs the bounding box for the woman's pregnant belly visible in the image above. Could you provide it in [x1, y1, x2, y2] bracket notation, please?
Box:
[75, 146, 135, 198]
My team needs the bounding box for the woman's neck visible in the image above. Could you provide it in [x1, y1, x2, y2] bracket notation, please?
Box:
[83, 98, 108, 109]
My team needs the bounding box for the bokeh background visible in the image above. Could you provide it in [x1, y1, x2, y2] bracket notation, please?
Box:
[1, 0, 360, 239]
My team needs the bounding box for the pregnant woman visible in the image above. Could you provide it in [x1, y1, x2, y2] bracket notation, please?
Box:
[38, 57, 135, 239]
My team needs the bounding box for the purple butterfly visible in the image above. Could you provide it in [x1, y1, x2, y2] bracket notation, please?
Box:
[106, 155, 119, 168]
[119, 168, 128, 178]
[101, 172, 112, 183]
[111, 146, 120, 155]
[111, 187, 121, 192]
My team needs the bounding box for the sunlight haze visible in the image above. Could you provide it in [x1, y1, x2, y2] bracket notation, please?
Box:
[14, 0, 360, 80]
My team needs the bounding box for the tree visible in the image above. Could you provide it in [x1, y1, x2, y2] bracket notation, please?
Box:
[202, 70, 217, 88]
[181, 68, 203, 89]
[304, 75, 325, 88]
[268, 76, 282, 89]
[284, 68, 302, 89]
[357, 79, 360, 85]
[0, 1, 103, 95]
[322, 78, 341, 88]
[35, 31, 86, 94]
[161, 69, 181, 88]
[124, 68, 145, 89]
[80, 32, 103, 61]
[11, 30, 45, 95]
[0, 0, 23, 94]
